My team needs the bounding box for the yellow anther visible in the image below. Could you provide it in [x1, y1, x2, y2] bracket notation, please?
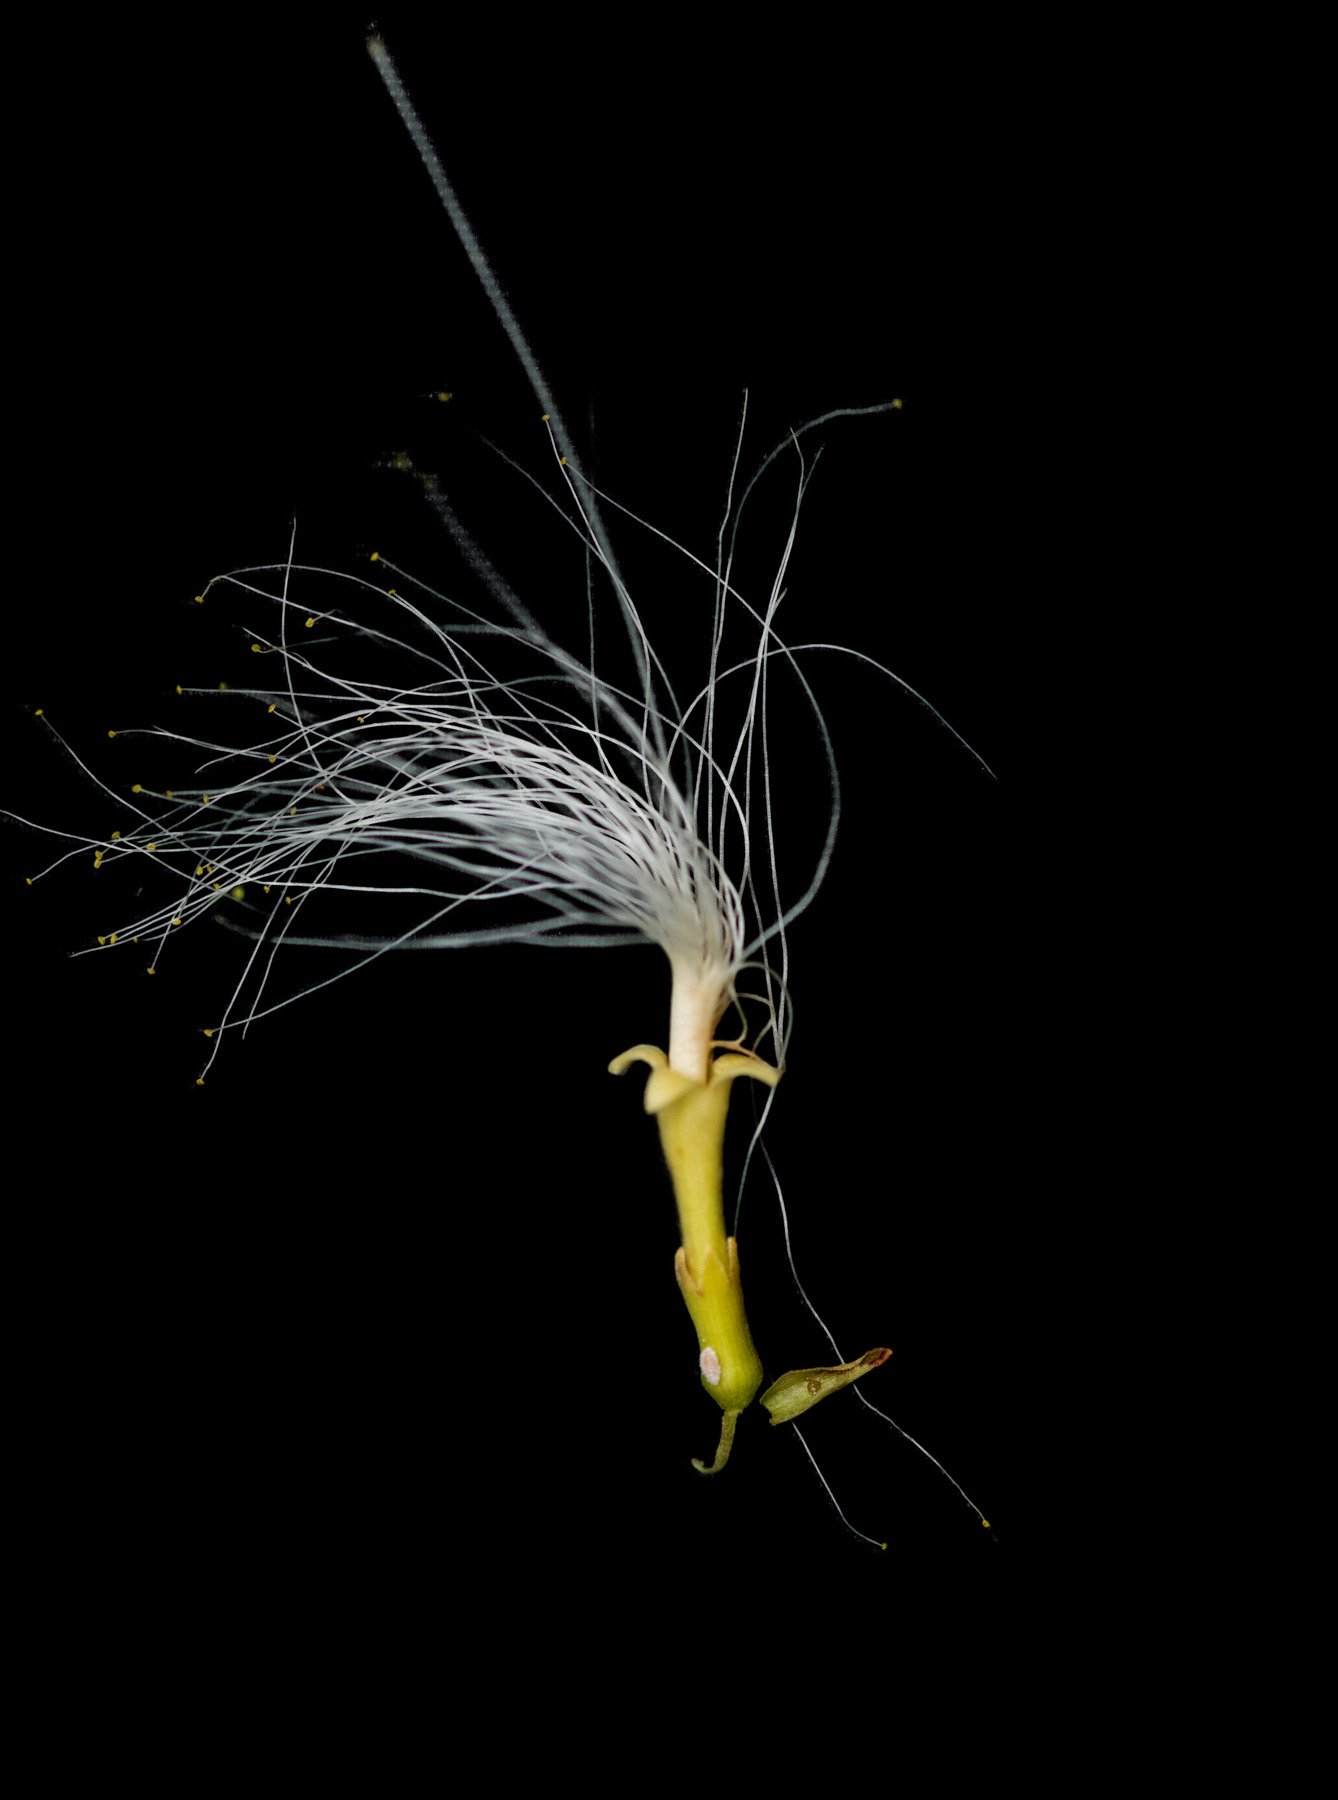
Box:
[305, 617, 316, 629]
[230, 886, 245, 901]
[201, 795, 211, 805]
[891, 397, 904, 409]
[251, 643, 262, 652]
[165, 790, 174, 800]
[262, 886, 270, 894]
[145, 842, 157, 852]
[202, 1028, 214, 1038]
[111, 831, 121, 840]
[34, 707, 43, 717]
[267, 703, 276, 714]
[107, 729, 117, 739]
[97, 934, 106, 945]
[196, 1077, 205, 1085]
[171, 917, 182, 926]
[284, 895, 293, 905]
[108, 932, 118, 944]
[268, 754, 276, 763]
[175, 684, 183, 695]
[24, 876, 32, 886]
[194, 594, 205, 604]
[194, 865, 204, 877]
[435, 389, 452, 402]
[92, 852, 103, 869]
[146, 966, 156, 975]
[212, 882, 221, 891]
[370, 551, 380, 562]
[131, 784, 143, 794]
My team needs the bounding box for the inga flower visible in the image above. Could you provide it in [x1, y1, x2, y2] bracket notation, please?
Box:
[7, 35, 994, 1520]
[15, 415, 925, 1475]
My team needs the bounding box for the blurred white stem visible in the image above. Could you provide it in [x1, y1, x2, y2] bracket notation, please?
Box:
[668, 957, 727, 1083]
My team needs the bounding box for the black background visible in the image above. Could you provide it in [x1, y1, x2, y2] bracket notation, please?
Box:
[8, 10, 1092, 1693]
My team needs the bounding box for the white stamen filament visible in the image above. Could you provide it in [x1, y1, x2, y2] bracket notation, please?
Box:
[668, 954, 732, 1083]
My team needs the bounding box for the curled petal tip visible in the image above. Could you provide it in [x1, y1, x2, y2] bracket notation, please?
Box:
[707, 1051, 782, 1091]
[608, 1043, 667, 1077]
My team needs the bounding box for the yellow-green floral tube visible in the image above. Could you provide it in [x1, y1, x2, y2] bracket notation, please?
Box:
[611, 1045, 779, 1462]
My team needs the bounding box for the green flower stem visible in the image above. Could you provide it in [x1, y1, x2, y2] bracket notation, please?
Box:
[612, 1043, 893, 1474]
[611, 1045, 779, 1463]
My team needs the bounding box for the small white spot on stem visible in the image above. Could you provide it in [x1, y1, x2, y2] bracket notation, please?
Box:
[699, 1346, 722, 1387]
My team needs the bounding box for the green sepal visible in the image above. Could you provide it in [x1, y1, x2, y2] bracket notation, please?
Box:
[759, 1348, 892, 1424]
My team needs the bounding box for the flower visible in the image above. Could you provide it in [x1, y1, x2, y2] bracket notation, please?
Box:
[6, 34, 994, 1514]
